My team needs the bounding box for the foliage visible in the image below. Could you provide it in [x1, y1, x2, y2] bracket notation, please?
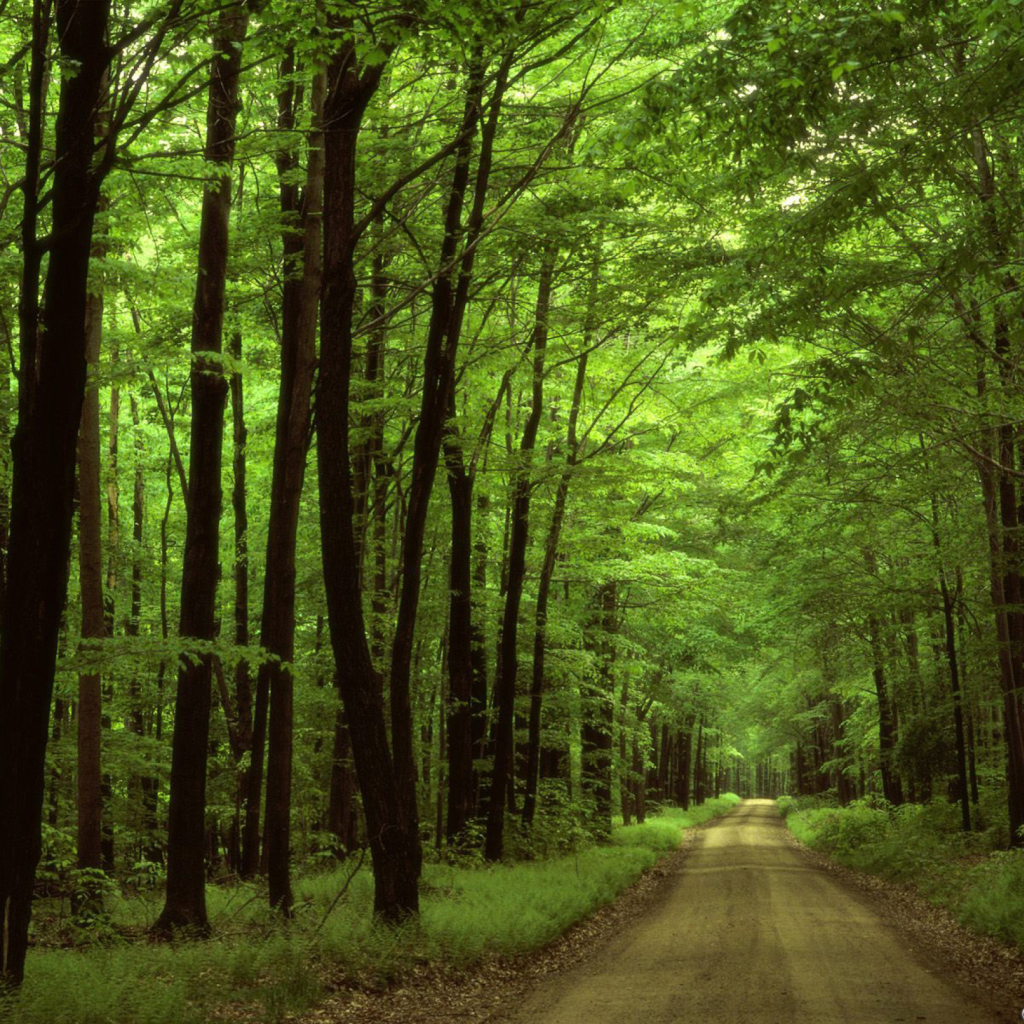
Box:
[783, 796, 1024, 953]
[2, 803, 736, 1023]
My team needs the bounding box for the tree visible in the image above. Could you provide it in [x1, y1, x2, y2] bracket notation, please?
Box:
[156, 0, 250, 935]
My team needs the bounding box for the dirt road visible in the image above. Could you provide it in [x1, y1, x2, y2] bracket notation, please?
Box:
[499, 800, 1004, 1024]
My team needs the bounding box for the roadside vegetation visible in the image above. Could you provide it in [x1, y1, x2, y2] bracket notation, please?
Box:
[3, 797, 740, 1024]
[780, 796, 1024, 953]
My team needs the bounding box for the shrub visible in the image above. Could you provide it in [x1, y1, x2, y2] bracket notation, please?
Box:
[783, 792, 1024, 953]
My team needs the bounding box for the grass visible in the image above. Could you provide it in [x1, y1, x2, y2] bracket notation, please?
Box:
[3, 796, 740, 1024]
[780, 793, 1024, 952]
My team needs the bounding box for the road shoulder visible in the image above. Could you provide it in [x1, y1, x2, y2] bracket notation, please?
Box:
[295, 818, 718, 1024]
[781, 823, 1024, 1020]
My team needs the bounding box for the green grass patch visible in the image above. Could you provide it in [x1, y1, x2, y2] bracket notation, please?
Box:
[4, 798, 740, 1024]
[781, 794, 1024, 952]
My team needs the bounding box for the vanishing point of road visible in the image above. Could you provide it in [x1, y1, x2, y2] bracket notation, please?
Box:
[501, 800, 1007, 1024]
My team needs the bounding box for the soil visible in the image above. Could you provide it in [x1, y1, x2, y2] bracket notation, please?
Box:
[301, 800, 1024, 1024]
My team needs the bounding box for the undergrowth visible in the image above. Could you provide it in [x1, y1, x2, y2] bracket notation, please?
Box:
[781, 793, 1024, 952]
[2, 795, 740, 1024]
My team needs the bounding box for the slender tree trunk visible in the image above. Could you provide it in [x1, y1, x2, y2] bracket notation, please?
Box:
[581, 582, 616, 836]
[485, 255, 554, 860]
[868, 613, 903, 806]
[263, 67, 325, 914]
[619, 673, 632, 826]
[471, 491, 490, 770]
[126, 397, 149, 848]
[100, 363, 116, 872]
[694, 720, 705, 805]
[227, 329, 252, 874]
[327, 697, 359, 855]
[155, 3, 249, 934]
[391, 63, 493, 872]
[445, 373, 511, 840]
[445, 464, 476, 840]
[969, 122, 1024, 844]
[679, 721, 693, 810]
[929, 503, 971, 830]
[0, 0, 111, 986]
[77, 274, 106, 888]
[318, 38, 419, 922]
[522, 343, 589, 826]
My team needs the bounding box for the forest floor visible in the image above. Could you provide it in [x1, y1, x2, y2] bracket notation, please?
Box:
[304, 800, 1024, 1024]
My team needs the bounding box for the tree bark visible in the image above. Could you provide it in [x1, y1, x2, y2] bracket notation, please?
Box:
[263, 66, 325, 914]
[155, 2, 249, 935]
[485, 255, 554, 860]
[224, 330, 251, 873]
[522, 346, 588, 826]
[77, 271, 105, 885]
[390, 62, 493, 870]
[445, 463, 477, 840]
[327, 697, 359, 855]
[581, 582, 616, 835]
[0, 0, 111, 985]
[868, 612, 903, 806]
[445, 371, 513, 841]
[318, 35, 419, 922]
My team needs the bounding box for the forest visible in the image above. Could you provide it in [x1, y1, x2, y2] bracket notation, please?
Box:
[1, 0, 1023, 1020]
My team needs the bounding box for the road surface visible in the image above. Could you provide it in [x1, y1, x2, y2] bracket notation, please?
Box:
[501, 799, 1003, 1024]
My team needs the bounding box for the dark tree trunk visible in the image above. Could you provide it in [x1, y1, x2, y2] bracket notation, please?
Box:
[155, 3, 249, 935]
[318, 38, 419, 922]
[77, 276, 106, 885]
[657, 723, 670, 802]
[327, 697, 359, 855]
[470, 490, 491, 769]
[485, 255, 553, 860]
[581, 583, 616, 836]
[263, 67, 325, 914]
[227, 328, 252, 874]
[445, 465, 476, 840]
[694, 720, 704, 805]
[446, 372, 512, 841]
[522, 346, 589, 826]
[868, 613, 903, 806]
[969, 124, 1024, 844]
[679, 722, 693, 810]
[392, 63, 495, 870]
[619, 673, 632, 826]
[930, 499, 971, 830]
[829, 698, 852, 806]
[126, 397, 151, 851]
[100, 321, 116, 874]
[978, 447, 1024, 842]
[632, 731, 646, 823]
[0, 0, 111, 986]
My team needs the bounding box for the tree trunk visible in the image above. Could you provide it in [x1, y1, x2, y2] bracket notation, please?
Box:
[0, 0, 111, 986]
[318, 38, 419, 922]
[77, 273, 105, 886]
[327, 697, 359, 855]
[619, 673, 632, 826]
[226, 328, 252, 874]
[445, 464, 476, 840]
[126, 397, 151, 853]
[522, 343, 589, 826]
[868, 613, 903, 806]
[485, 255, 553, 860]
[581, 582, 616, 836]
[391, 64, 494, 871]
[679, 722, 693, 810]
[263, 66, 325, 914]
[155, 2, 249, 935]
[694, 720, 705, 805]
